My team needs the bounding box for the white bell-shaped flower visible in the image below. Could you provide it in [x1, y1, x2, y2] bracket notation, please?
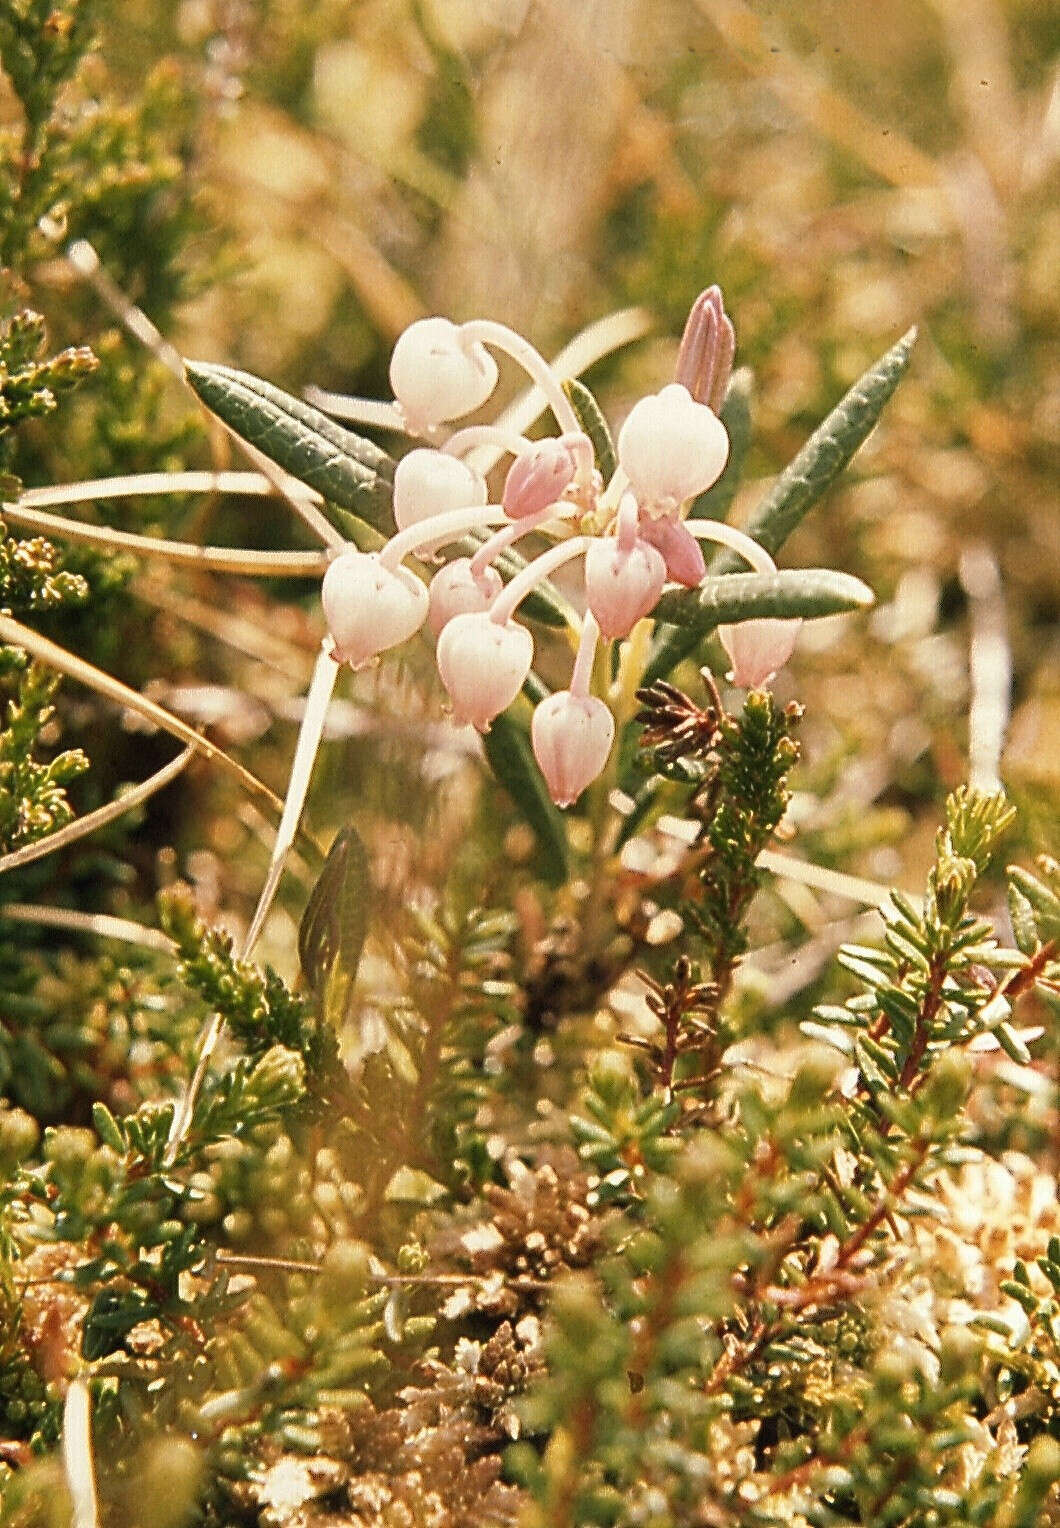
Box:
[322, 549, 428, 670]
[389, 317, 498, 432]
[617, 383, 729, 508]
[428, 558, 503, 636]
[718, 618, 801, 688]
[392, 448, 487, 531]
[435, 612, 533, 732]
[584, 536, 666, 640]
[531, 691, 614, 807]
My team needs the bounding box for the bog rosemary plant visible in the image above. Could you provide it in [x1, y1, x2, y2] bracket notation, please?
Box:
[0, 82, 1054, 1518]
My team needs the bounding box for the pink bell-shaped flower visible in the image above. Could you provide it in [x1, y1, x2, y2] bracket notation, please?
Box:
[393, 449, 486, 531]
[637, 515, 706, 587]
[389, 317, 499, 432]
[428, 558, 503, 636]
[435, 612, 534, 731]
[502, 437, 579, 520]
[718, 618, 802, 688]
[322, 549, 428, 670]
[584, 535, 666, 640]
[617, 383, 729, 509]
[531, 691, 615, 807]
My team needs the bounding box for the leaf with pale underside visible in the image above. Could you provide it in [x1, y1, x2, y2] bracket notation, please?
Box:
[185, 361, 395, 531]
[643, 568, 873, 685]
[298, 825, 371, 1028]
[712, 328, 917, 568]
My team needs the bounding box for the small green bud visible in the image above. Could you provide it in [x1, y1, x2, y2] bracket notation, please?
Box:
[930, 854, 976, 925]
[0, 1105, 39, 1169]
[320, 1239, 372, 1302]
[938, 1325, 980, 1383]
[133, 1436, 203, 1528]
[873, 1349, 915, 1398]
[396, 1240, 429, 1275]
[91, 1103, 125, 1153]
[249, 1046, 305, 1108]
[588, 1051, 637, 1109]
[787, 1051, 842, 1111]
[920, 1050, 970, 1120]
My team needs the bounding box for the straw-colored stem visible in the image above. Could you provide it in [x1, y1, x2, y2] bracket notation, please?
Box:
[3, 501, 329, 577]
[66, 238, 344, 550]
[0, 746, 194, 876]
[0, 903, 176, 954]
[16, 469, 317, 509]
[62, 1380, 98, 1528]
[0, 615, 283, 817]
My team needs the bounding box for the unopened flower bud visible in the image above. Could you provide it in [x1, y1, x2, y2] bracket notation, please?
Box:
[502, 436, 579, 519]
[637, 516, 705, 586]
[531, 691, 614, 807]
[584, 536, 666, 640]
[428, 557, 503, 635]
[323, 548, 429, 669]
[389, 317, 498, 431]
[617, 384, 729, 509]
[674, 285, 735, 412]
[435, 612, 533, 731]
[393, 448, 486, 531]
[717, 617, 801, 688]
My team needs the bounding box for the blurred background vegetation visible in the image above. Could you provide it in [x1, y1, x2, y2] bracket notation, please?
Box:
[0, 0, 1056, 1092]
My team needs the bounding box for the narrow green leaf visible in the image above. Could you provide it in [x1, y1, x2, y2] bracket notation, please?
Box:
[562, 377, 617, 483]
[1006, 879, 1040, 957]
[1007, 864, 1060, 943]
[185, 361, 395, 530]
[645, 568, 873, 685]
[713, 327, 917, 571]
[651, 565, 872, 636]
[482, 708, 568, 885]
[689, 367, 752, 522]
[92, 1102, 125, 1153]
[298, 825, 371, 1022]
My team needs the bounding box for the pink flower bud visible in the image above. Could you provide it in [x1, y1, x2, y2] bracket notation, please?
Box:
[389, 317, 499, 431]
[717, 618, 802, 688]
[393, 449, 486, 531]
[674, 286, 735, 412]
[428, 557, 503, 635]
[322, 549, 428, 670]
[584, 536, 666, 640]
[502, 438, 578, 519]
[531, 691, 615, 807]
[435, 612, 533, 731]
[637, 516, 706, 587]
[617, 384, 729, 508]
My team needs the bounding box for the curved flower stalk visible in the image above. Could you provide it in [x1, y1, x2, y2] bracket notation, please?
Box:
[317, 286, 800, 806]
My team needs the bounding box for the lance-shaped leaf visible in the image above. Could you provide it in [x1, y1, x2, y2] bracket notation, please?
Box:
[712, 327, 917, 570]
[482, 706, 568, 886]
[648, 331, 912, 680]
[185, 361, 395, 530]
[644, 568, 873, 685]
[562, 377, 617, 484]
[298, 825, 371, 1027]
[689, 367, 753, 523]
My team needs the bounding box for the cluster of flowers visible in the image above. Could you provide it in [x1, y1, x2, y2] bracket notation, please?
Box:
[322, 288, 799, 807]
